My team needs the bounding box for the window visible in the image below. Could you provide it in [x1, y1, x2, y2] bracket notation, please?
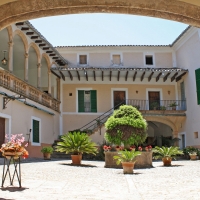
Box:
[112, 55, 121, 65]
[32, 119, 40, 144]
[79, 55, 87, 65]
[195, 68, 200, 104]
[78, 90, 97, 112]
[145, 55, 153, 65]
[194, 132, 198, 139]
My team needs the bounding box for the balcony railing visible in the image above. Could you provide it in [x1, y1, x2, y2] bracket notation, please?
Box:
[0, 68, 60, 112]
[126, 99, 186, 111]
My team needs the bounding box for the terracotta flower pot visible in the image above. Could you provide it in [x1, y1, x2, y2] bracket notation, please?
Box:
[121, 162, 135, 174]
[189, 155, 197, 160]
[162, 157, 172, 166]
[43, 153, 51, 160]
[71, 154, 82, 165]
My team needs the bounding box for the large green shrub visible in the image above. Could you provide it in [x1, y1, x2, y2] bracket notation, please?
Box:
[104, 105, 147, 146]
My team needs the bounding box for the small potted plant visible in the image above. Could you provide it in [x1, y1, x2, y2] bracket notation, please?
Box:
[150, 102, 159, 110]
[41, 146, 54, 160]
[189, 151, 197, 160]
[153, 146, 183, 166]
[113, 149, 141, 174]
[103, 145, 112, 152]
[56, 131, 98, 165]
[169, 102, 178, 110]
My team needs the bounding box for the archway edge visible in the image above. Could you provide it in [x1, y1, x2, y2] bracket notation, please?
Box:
[1, 0, 200, 30]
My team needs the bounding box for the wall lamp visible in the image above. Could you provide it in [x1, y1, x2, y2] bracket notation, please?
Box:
[1, 50, 7, 65]
[136, 90, 138, 94]
[168, 91, 170, 95]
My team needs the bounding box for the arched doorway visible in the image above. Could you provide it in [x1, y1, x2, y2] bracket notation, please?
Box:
[1, 1, 200, 29]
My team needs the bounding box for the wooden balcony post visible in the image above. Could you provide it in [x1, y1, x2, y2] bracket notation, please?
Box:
[48, 70, 51, 94]
[8, 41, 13, 72]
[37, 63, 41, 88]
[56, 78, 60, 101]
[24, 53, 29, 82]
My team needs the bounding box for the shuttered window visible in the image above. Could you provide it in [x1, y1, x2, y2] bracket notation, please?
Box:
[79, 55, 87, 65]
[32, 119, 40, 143]
[195, 68, 200, 105]
[112, 55, 121, 65]
[78, 90, 97, 112]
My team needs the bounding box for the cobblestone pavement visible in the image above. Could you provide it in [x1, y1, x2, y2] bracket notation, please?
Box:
[0, 158, 200, 200]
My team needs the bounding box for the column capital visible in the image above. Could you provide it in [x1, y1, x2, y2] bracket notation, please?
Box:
[8, 41, 14, 47]
[24, 53, 29, 58]
[37, 63, 41, 68]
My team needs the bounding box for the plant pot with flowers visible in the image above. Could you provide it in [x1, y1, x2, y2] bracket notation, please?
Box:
[56, 131, 98, 165]
[41, 146, 54, 160]
[113, 149, 141, 174]
[0, 134, 29, 160]
[104, 105, 149, 168]
[153, 146, 183, 166]
[189, 152, 197, 160]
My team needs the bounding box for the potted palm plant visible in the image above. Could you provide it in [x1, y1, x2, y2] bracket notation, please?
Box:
[169, 102, 178, 110]
[113, 149, 141, 174]
[153, 146, 183, 166]
[41, 146, 54, 160]
[55, 131, 98, 165]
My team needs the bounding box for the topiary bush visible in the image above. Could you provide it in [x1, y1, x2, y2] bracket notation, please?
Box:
[104, 105, 147, 147]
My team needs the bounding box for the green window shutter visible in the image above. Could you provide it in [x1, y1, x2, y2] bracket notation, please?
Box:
[32, 120, 40, 143]
[90, 90, 97, 112]
[195, 69, 200, 105]
[78, 90, 85, 112]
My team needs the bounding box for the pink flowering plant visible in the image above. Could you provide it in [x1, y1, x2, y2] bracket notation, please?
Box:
[103, 145, 111, 152]
[0, 134, 29, 159]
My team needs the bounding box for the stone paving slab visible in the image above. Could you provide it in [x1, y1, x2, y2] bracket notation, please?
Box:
[0, 158, 199, 200]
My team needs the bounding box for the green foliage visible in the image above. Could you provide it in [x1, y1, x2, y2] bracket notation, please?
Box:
[153, 146, 183, 160]
[55, 131, 98, 155]
[160, 106, 166, 110]
[105, 105, 147, 146]
[183, 146, 198, 155]
[41, 146, 54, 154]
[113, 149, 141, 165]
[169, 102, 178, 107]
[150, 102, 159, 109]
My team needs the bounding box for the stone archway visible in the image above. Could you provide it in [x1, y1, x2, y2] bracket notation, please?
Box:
[1, 0, 200, 29]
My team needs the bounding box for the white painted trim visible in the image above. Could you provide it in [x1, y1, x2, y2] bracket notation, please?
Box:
[146, 88, 163, 110]
[77, 53, 89, 66]
[111, 88, 128, 108]
[76, 87, 93, 113]
[0, 113, 11, 138]
[143, 52, 155, 67]
[31, 116, 41, 146]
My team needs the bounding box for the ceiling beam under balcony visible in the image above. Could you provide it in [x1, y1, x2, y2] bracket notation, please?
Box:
[102, 71, 104, 81]
[110, 71, 112, 81]
[76, 70, 80, 81]
[148, 72, 154, 82]
[93, 71, 96, 81]
[171, 72, 178, 82]
[141, 71, 145, 81]
[68, 71, 73, 81]
[156, 72, 162, 82]
[59, 71, 65, 81]
[176, 72, 187, 82]
[163, 72, 171, 82]
[133, 71, 137, 81]
[117, 71, 120, 81]
[125, 71, 129, 81]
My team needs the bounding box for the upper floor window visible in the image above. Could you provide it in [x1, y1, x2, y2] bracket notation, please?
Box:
[79, 55, 87, 65]
[112, 55, 121, 65]
[145, 55, 153, 65]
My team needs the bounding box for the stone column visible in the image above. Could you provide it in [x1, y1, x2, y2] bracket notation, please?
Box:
[8, 41, 13, 72]
[48, 70, 51, 94]
[57, 78, 60, 100]
[37, 63, 41, 88]
[172, 130, 179, 147]
[24, 53, 29, 82]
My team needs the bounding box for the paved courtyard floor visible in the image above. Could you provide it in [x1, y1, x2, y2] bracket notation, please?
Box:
[0, 158, 199, 200]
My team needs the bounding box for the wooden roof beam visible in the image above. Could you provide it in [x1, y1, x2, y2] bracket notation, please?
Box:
[125, 71, 129, 81]
[117, 71, 120, 81]
[21, 27, 29, 31]
[148, 72, 154, 82]
[156, 72, 162, 82]
[141, 71, 145, 81]
[26, 32, 34, 35]
[110, 71, 112, 81]
[59, 71, 65, 81]
[171, 72, 178, 82]
[163, 72, 171, 82]
[176, 72, 187, 82]
[102, 71, 104, 81]
[68, 71, 73, 81]
[31, 36, 38, 39]
[16, 22, 24, 26]
[133, 71, 137, 81]
[39, 44, 46, 47]
[93, 71, 96, 81]
[85, 71, 88, 81]
[76, 70, 80, 81]
[43, 47, 49, 50]
[35, 40, 42, 43]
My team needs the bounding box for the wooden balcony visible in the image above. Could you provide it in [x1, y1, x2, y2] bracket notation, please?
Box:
[0, 68, 60, 112]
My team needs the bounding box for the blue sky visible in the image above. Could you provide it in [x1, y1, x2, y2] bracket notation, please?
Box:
[30, 14, 188, 47]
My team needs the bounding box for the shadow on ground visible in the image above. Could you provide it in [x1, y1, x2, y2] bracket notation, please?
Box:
[0, 186, 29, 192]
[59, 163, 97, 168]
